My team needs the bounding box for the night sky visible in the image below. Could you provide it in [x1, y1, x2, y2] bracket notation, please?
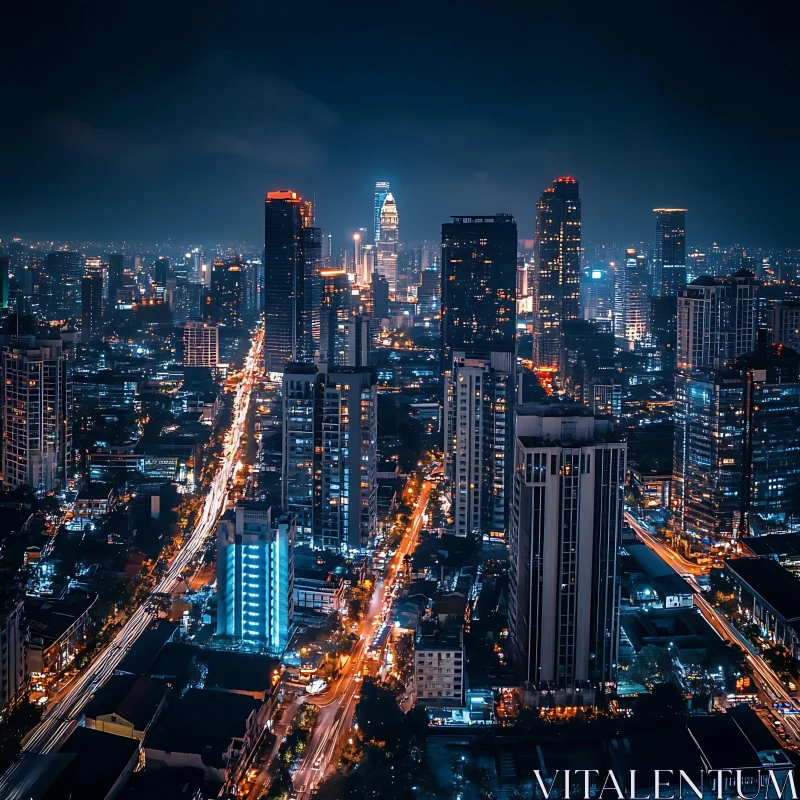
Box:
[2, 0, 796, 248]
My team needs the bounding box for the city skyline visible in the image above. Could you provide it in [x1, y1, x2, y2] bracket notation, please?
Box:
[2, 2, 798, 246]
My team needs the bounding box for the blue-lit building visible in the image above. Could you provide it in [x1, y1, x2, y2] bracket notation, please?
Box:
[216, 502, 295, 654]
[373, 181, 390, 245]
[675, 344, 800, 541]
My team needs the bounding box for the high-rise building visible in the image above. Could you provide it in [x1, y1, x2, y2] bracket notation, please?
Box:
[441, 215, 517, 367]
[372, 272, 389, 319]
[153, 256, 171, 287]
[444, 351, 518, 542]
[373, 181, 390, 245]
[376, 193, 399, 296]
[211, 258, 244, 328]
[533, 177, 582, 371]
[183, 321, 219, 368]
[281, 364, 377, 552]
[2, 335, 72, 492]
[107, 253, 124, 303]
[81, 274, 104, 343]
[44, 251, 82, 318]
[216, 501, 294, 654]
[0, 596, 26, 714]
[674, 271, 761, 537]
[653, 208, 687, 297]
[769, 301, 800, 352]
[508, 401, 626, 687]
[613, 249, 649, 349]
[264, 190, 320, 373]
[319, 268, 352, 365]
[676, 272, 759, 372]
[675, 346, 800, 539]
[418, 266, 441, 316]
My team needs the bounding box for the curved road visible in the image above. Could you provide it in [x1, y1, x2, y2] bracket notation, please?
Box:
[0, 327, 264, 799]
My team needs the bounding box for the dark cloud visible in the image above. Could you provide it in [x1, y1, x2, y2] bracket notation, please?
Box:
[0, 0, 797, 247]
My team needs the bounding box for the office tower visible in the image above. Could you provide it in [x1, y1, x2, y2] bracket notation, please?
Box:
[216, 501, 294, 654]
[0, 256, 9, 308]
[769, 301, 800, 351]
[444, 351, 518, 541]
[0, 596, 26, 714]
[532, 177, 582, 371]
[264, 190, 320, 373]
[281, 364, 377, 552]
[560, 320, 616, 406]
[675, 346, 800, 539]
[183, 321, 219, 367]
[508, 401, 626, 687]
[612, 249, 649, 349]
[81, 274, 103, 343]
[418, 266, 441, 315]
[153, 256, 170, 287]
[652, 208, 687, 297]
[319, 268, 351, 364]
[686, 249, 707, 283]
[44, 251, 82, 318]
[441, 215, 518, 367]
[2, 335, 72, 492]
[674, 271, 760, 536]
[376, 192, 399, 295]
[210, 258, 244, 327]
[334, 316, 371, 367]
[676, 272, 759, 372]
[373, 180, 390, 244]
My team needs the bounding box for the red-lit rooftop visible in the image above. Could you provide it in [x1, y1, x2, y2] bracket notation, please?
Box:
[266, 190, 300, 201]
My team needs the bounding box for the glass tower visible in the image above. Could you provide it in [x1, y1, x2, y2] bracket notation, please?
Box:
[373, 180, 390, 245]
[653, 208, 687, 297]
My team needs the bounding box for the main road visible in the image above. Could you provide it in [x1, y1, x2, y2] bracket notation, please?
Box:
[626, 511, 800, 742]
[287, 477, 432, 799]
[0, 327, 264, 799]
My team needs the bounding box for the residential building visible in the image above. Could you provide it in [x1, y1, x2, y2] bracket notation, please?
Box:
[508, 401, 626, 688]
[0, 596, 26, 713]
[183, 321, 219, 368]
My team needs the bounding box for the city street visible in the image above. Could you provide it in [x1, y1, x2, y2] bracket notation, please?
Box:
[0, 327, 264, 800]
[625, 512, 800, 743]
[289, 477, 432, 798]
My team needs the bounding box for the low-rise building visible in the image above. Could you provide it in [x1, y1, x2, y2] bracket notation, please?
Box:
[413, 617, 465, 707]
[81, 674, 168, 740]
[72, 482, 119, 528]
[293, 568, 345, 617]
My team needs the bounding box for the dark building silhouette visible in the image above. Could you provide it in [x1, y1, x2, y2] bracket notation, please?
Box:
[441, 214, 517, 368]
[264, 191, 320, 372]
[653, 208, 687, 297]
[81, 274, 104, 343]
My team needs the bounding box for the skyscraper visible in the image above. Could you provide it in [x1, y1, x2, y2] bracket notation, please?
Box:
[211, 258, 244, 328]
[673, 271, 760, 536]
[264, 191, 320, 373]
[44, 251, 82, 318]
[2, 335, 72, 492]
[373, 180, 390, 245]
[612, 249, 649, 349]
[532, 177, 582, 371]
[441, 214, 517, 367]
[653, 208, 687, 297]
[0, 256, 9, 309]
[444, 351, 517, 541]
[107, 253, 124, 305]
[281, 364, 377, 552]
[376, 192, 399, 296]
[508, 401, 625, 687]
[216, 501, 294, 654]
[81, 274, 104, 343]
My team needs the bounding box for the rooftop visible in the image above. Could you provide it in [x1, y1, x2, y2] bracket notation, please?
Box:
[115, 621, 179, 676]
[83, 674, 167, 732]
[724, 557, 800, 622]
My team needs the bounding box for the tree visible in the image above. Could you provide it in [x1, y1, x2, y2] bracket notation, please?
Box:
[629, 644, 675, 688]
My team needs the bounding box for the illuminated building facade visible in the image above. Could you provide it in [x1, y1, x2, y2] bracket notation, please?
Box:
[216, 501, 294, 654]
[653, 208, 687, 297]
[533, 177, 582, 371]
[675, 346, 800, 540]
[1, 336, 72, 492]
[282, 364, 377, 552]
[508, 402, 625, 687]
[376, 192, 398, 296]
[612, 249, 648, 348]
[210, 258, 244, 328]
[373, 180, 390, 245]
[769, 301, 800, 351]
[264, 190, 320, 373]
[444, 351, 517, 541]
[43, 251, 82, 318]
[441, 214, 517, 367]
[183, 321, 219, 367]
